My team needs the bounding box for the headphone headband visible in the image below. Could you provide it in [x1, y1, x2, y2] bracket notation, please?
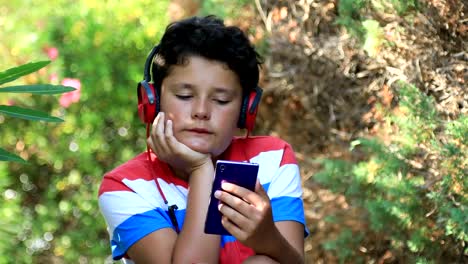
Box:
[143, 45, 160, 82]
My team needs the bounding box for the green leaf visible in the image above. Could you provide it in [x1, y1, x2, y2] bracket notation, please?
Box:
[0, 61, 51, 85]
[0, 148, 26, 163]
[0, 105, 63, 122]
[0, 84, 76, 94]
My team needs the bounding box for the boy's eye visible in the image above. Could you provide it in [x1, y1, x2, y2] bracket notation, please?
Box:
[214, 99, 230, 105]
[175, 95, 192, 100]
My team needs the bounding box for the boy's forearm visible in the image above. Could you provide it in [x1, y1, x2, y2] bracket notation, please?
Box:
[172, 163, 220, 263]
[260, 227, 304, 264]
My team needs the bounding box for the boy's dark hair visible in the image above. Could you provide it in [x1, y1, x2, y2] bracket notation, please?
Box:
[152, 15, 263, 94]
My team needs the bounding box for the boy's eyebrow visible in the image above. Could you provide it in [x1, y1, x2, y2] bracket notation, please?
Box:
[169, 82, 194, 89]
[212, 87, 236, 95]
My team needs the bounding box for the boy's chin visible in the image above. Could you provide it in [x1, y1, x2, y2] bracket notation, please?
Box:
[184, 142, 224, 157]
[184, 142, 212, 154]
[180, 137, 231, 157]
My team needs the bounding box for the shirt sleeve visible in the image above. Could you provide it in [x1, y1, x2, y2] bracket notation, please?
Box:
[265, 143, 310, 237]
[98, 174, 175, 260]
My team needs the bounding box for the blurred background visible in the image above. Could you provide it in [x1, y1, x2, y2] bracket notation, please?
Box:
[0, 0, 466, 263]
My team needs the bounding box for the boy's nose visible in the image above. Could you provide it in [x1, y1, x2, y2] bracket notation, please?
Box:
[192, 100, 211, 120]
[193, 111, 210, 120]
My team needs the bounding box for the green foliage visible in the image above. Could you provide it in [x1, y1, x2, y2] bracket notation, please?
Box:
[200, 0, 252, 18]
[387, 0, 418, 14]
[370, 0, 418, 15]
[1, 1, 169, 262]
[0, 105, 64, 122]
[0, 148, 26, 163]
[315, 83, 467, 262]
[336, 0, 419, 56]
[0, 60, 74, 263]
[0, 61, 49, 85]
[199, 0, 269, 61]
[336, 0, 367, 39]
[0, 61, 75, 162]
[362, 19, 384, 57]
[322, 228, 364, 264]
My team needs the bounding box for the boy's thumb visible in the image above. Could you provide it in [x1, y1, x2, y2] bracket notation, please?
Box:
[255, 180, 268, 197]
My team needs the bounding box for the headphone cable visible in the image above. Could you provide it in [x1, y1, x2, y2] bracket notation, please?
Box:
[146, 124, 180, 233]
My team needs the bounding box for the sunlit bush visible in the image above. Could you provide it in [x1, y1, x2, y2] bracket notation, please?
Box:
[0, 1, 169, 262]
[315, 83, 467, 263]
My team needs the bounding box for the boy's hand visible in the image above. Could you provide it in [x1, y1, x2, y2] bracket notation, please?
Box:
[147, 112, 211, 174]
[215, 180, 280, 255]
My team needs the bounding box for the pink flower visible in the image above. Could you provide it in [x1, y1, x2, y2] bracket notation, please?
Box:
[59, 78, 81, 108]
[49, 73, 58, 84]
[44, 47, 59, 61]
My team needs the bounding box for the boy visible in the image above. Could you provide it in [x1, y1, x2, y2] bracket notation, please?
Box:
[98, 15, 308, 263]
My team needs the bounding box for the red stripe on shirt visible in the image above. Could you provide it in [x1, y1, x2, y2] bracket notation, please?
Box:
[219, 241, 255, 263]
[280, 142, 298, 166]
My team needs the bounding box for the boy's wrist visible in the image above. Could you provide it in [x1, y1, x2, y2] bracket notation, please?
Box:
[257, 226, 283, 256]
[187, 158, 213, 177]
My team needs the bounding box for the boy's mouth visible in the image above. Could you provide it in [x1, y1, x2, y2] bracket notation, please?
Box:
[186, 128, 213, 134]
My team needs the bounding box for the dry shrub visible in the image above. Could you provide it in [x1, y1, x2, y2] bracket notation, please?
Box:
[253, 0, 466, 153]
[245, 0, 466, 262]
[168, 0, 466, 262]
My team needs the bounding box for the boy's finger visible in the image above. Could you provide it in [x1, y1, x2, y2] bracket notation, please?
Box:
[218, 202, 248, 228]
[221, 182, 263, 206]
[165, 119, 179, 151]
[217, 191, 257, 221]
[152, 112, 169, 153]
[221, 216, 245, 240]
[220, 182, 249, 195]
[151, 111, 161, 136]
[155, 112, 165, 137]
[164, 119, 172, 137]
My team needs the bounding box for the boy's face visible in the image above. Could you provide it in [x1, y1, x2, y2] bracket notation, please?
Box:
[160, 56, 243, 157]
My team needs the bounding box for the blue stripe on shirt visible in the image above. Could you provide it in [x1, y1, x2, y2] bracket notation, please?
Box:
[111, 208, 186, 260]
[271, 196, 310, 237]
[220, 196, 310, 249]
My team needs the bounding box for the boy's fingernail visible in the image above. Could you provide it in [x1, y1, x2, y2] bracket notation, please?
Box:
[214, 190, 221, 198]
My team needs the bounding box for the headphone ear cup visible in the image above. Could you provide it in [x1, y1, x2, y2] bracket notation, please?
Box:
[238, 94, 249, 129]
[137, 81, 159, 124]
[239, 87, 263, 131]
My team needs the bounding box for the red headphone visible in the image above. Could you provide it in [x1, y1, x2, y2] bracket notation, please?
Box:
[137, 45, 263, 132]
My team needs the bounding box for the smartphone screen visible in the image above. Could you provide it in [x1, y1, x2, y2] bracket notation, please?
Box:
[204, 160, 259, 235]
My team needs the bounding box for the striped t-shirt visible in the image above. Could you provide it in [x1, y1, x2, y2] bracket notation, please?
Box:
[98, 136, 308, 263]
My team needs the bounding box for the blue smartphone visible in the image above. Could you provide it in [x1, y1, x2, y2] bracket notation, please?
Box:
[204, 160, 259, 235]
